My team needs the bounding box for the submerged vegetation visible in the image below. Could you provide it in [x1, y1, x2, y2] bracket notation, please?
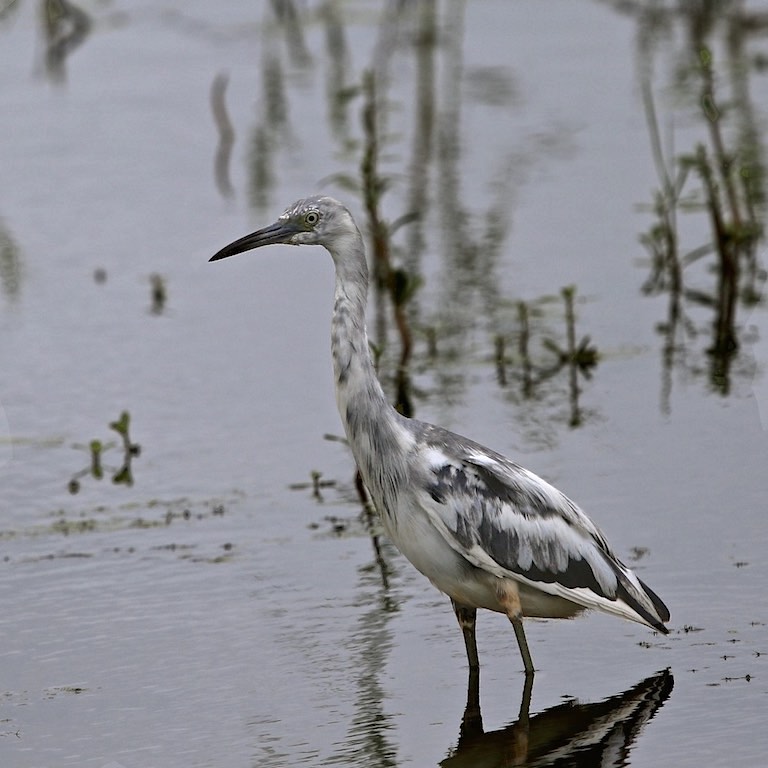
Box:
[68, 411, 141, 494]
[0, 492, 238, 548]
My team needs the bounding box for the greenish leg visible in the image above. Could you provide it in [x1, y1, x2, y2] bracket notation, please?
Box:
[510, 615, 535, 675]
[451, 600, 480, 671]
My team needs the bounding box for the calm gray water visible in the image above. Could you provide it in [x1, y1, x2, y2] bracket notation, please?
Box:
[1, 1, 766, 766]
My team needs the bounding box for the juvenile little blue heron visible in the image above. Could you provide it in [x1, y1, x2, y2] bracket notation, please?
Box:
[210, 196, 670, 675]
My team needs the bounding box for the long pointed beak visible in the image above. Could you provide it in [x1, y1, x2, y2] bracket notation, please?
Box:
[209, 221, 300, 262]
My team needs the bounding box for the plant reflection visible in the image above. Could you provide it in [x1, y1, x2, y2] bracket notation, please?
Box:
[40, 0, 91, 83]
[210, 73, 235, 199]
[320, 0, 355, 143]
[442, 668, 673, 768]
[504, 288, 599, 430]
[328, 554, 401, 767]
[623, 0, 767, 406]
[247, 41, 282, 211]
[0, 216, 21, 303]
[149, 272, 167, 315]
[245, 1, 314, 211]
[268, 0, 311, 67]
[403, 0, 437, 278]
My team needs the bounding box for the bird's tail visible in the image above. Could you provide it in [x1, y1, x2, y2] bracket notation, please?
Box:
[637, 577, 671, 625]
[614, 566, 670, 634]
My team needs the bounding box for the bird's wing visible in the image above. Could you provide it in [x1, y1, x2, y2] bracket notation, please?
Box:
[413, 427, 669, 629]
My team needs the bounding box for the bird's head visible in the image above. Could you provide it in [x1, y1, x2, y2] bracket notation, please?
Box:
[210, 196, 357, 262]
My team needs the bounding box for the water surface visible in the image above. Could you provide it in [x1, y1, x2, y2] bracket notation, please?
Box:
[1, 2, 766, 766]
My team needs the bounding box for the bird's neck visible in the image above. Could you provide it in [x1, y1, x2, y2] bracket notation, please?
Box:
[330, 235, 391, 429]
[329, 234, 411, 512]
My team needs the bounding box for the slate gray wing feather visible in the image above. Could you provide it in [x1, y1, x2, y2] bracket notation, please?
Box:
[412, 422, 670, 630]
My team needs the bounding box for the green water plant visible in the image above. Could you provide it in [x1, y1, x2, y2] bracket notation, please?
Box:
[68, 411, 141, 493]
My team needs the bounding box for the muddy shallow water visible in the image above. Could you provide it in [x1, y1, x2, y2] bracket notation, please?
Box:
[1, 2, 767, 766]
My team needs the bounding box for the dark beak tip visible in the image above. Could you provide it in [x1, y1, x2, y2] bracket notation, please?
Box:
[209, 244, 242, 262]
[209, 220, 292, 263]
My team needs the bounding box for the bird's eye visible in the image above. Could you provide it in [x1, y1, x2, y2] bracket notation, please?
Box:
[305, 211, 319, 226]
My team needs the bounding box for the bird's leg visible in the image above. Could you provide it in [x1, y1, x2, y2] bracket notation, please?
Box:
[451, 600, 479, 671]
[510, 615, 535, 676]
[497, 581, 536, 675]
[452, 600, 482, 737]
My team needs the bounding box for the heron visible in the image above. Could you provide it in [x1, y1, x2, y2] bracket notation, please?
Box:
[210, 196, 670, 676]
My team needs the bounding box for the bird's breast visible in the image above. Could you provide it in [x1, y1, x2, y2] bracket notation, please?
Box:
[378, 494, 500, 611]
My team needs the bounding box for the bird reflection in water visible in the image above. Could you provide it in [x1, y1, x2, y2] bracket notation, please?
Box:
[442, 668, 673, 768]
